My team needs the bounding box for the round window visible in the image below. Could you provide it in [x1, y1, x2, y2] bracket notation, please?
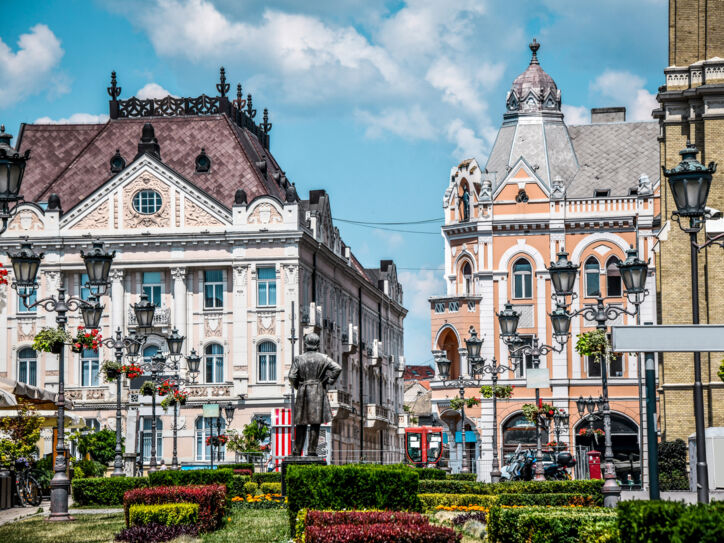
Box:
[132, 190, 162, 214]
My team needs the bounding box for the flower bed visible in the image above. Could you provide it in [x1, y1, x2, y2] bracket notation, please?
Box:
[123, 484, 227, 532]
[115, 523, 200, 543]
[231, 493, 286, 509]
[128, 503, 199, 526]
[419, 493, 498, 512]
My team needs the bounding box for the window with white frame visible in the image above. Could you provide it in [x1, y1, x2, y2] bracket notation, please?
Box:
[81, 348, 100, 387]
[18, 348, 37, 386]
[142, 271, 163, 306]
[584, 257, 600, 297]
[514, 336, 535, 378]
[195, 416, 225, 461]
[204, 270, 224, 309]
[257, 267, 276, 306]
[449, 301, 459, 312]
[142, 417, 163, 461]
[434, 303, 445, 313]
[85, 418, 101, 432]
[17, 287, 37, 313]
[462, 262, 473, 295]
[606, 257, 622, 297]
[258, 341, 277, 382]
[80, 273, 92, 302]
[204, 344, 224, 383]
[513, 259, 532, 299]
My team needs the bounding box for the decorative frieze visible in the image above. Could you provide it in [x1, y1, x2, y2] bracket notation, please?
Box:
[123, 172, 170, 228]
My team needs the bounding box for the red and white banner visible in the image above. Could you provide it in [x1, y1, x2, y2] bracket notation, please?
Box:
[271, 407, 292, 471]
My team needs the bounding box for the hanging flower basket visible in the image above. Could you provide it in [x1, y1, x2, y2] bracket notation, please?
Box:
[157, 380, 176, 397]
[579, 428, 605, 444]
[173, 389, 188, 405]
[32, 328, 71, 354]
[102, 360, 122, 382]
[0, 263, 8, 286]
[449, 398, 464, 411]
[71, 326, 101, 353]
[206, 434, 229, 447]
[139, 381, 155, 397]
[160, 395, 177, 411]
[480, 384, 514, 399]
[121, 363, 144, 380]
[522, 402, 564, 423]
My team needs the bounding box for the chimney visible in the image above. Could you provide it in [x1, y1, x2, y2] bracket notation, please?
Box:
[135, 123, 161, 160]
[591, 107, 626, 123]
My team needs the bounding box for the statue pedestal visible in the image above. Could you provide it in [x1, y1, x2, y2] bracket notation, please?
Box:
[281, 456, 326, 496]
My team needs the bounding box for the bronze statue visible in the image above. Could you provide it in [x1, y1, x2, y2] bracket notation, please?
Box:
[462, 186, 470, 221]
[288, 333, 342, 456]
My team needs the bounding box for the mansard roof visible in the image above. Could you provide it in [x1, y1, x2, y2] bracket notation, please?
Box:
[15, 69, 285, 211]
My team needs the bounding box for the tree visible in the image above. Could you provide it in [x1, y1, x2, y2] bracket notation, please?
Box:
[227, 419, 270, 454]
[69, 427, 122, 465]
[0, 400, 44, 468]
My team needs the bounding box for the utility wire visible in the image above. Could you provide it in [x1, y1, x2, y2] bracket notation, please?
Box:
[337, 222, 440, 235]
[333, 217, 444, 226]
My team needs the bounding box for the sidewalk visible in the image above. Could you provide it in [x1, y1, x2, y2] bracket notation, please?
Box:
[0, 500, 123, 526]
[621, 489, 724, 503]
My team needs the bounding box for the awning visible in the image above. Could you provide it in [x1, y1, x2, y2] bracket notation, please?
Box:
[0, 377, 72, 411]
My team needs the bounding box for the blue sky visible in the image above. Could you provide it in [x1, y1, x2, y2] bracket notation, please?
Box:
[1, 0, 667, 365]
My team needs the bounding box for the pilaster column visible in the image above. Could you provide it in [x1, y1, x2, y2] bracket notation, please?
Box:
[171, 268, 187, 343]
[109, 270, 125, 333]
[232, 264, 249, 396]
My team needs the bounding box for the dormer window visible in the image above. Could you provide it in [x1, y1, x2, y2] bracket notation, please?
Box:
[195, 148, 211, 173]
[594, 189, 610, 198]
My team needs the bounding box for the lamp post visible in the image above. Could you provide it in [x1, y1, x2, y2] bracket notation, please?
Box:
[547, 248, 649, 507]
[8, 240, 115, 521]
[498, 303, 566, 481]
[0, 126, 30, 236]
[552, 409, 570, 453]
[662, 142, 717, 504]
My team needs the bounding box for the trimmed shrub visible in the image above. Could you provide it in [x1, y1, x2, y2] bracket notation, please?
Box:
[658, 439, 689, 491]
[243, 481, 259, 495]
[72, 476, 149, 506]
[114, 523, 199, 543]
[418, 468, 447, 480]
[447, 472, 476, 481]
[419, 493, 498, 512]
[148, 468, 234, 488]
[73, 459, 107, 478]
[617, 500, 724, 543]
[487, 506, 616, 543]
[419, 479, 604, 500]
[129, 503, 199, 526]
[123, 484, 226, 533]
[229, 474, 251, 499]
[260, 482, 281, 494]
[673, 503, 724, 542]
[225, 462, 254, 473]
[252, 471, 281, 484]
[286, 464, 421, 530]
[233, 469, 252, 476]
[496, 493, 597, 507]
[579, 517, 620, 543]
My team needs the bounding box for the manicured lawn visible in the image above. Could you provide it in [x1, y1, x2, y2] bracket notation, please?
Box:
[0, 513, 125, 543]
[203, 507, 289, 543]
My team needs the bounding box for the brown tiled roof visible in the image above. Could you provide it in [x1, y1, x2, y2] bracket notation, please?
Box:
[403, 365, 436, 380]
[16, 115, 285, 210]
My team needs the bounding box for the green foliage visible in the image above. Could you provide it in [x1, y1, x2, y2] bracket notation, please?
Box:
[496, 493, 598, 507]
[229, 474, 251, 498]
[71, 476, 149, 506]
[129, 503, 199, 526]
[243, 482, 259, 495]
[139, 381, 155, 396]
[101, 359, 122, 382]
[419, 493, 498, 512]
[617, 500, 724, 543]
[0, 401, 44, 468]
[226, 462, 254, 473]
[32, 327, 70, 353]
[658, 439, 689, 491]
[418, 479, 604, 504]
[160, 395, 177, 411]
[579, 518, 620, 543]
[260, 482, 281, 494]
[417, 467, 447, 480]
[487, 505, 616, 543]
[34, 455, 53, 493]
[72, 458, 106, 478]
[252, 471, 281, 484]
[286, 464, 421, 531]
[480, 384, 514, 399]
[148, 468, 234, 488]
[719, 359, 724, 382]
[227, 420, 271, 454]
[69, 427, 122, 465]
[575, 329, 609, 358]
[447, 472, 476, 481]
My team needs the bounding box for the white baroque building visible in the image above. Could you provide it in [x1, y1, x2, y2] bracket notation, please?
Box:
[0, 71, 407, 469]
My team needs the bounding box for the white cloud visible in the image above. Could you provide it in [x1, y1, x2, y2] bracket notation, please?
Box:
[591, 70, 657, 121]
[446, 119, 487, 160]
[562, 104, 589, 125]
[0, 24, 65, 106]
[355, 105, 435, 140]
[372, 228, 404, 249]
[136, 83, 175, 99]
[34, 113, 109, 124]
[399, 269, 445, 321]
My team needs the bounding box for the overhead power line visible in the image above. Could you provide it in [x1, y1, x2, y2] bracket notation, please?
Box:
[333, 217, 444, 226]
[338, 222, 441, 235]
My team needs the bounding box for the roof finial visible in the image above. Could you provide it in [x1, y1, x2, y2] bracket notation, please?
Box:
[246, 94, 256, 118]
[217, 67, 230, 97]
[261, 108, 272, 134]
[107, 71, 121, 100]
[529, 38, 540, 65]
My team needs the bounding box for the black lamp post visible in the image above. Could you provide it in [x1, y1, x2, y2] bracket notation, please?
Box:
[0, 126, 30, 236]
[8, 240, 114, 521]
[552, 410, 570, 452]
[546, 248, 649, 507]
[662, 141, 717, 504]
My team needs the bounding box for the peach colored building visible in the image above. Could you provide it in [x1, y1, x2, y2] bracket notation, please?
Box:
[429, 42, 661, 482]
[0, 72, 407, 470]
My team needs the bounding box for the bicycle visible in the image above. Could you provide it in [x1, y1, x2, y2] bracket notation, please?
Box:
[13, 461, 42, 507]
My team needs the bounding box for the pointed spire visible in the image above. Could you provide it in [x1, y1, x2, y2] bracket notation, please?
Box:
[216, 67, 230, 97]
[529, 38, 540, 65]
[246, 94, 256, 118]
[107, 71, 121, 100]
[261, 108, 272, 134]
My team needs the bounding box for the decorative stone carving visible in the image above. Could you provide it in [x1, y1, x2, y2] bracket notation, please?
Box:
[184, 198, 224, 227]
[17, 320, 36, 341]
[282, 264, 298, 285]
[551, 176, 566, 199]
[248, 202, 282, 225]
[480, 180, 493, 202]
[86, 388, 107, 400]
[8, 210, 44, 232]
[233, 265, 248, 293]
[258, 313, 275, 335]
[66, 390, 82, 401]
[170, 267, 187, 281]
[637, 174, 653, 196]
[205, 316, 222, 337]
[123, 172, 171, 228]
[109, 269, 124, 283]
[43, 270, 61, 292]
[71, 201, 109, 230]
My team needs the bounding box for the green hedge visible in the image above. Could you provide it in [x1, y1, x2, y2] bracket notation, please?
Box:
[243, 482, 259, 495]
[252, 472, 281, 484]
[417, 468, 447, 480]
[260, 482, 281, 494]
[71, 476, 149, 506]
[418, 479, 604, 499]
[148, 468, 234, 488]
[447, 472, 476, 481]
[224, 462, 255, 473]
[229, 475, 251, 499]
[488, 506, 616, 543]
[617, 501, 724, 543]
[496, 493, 598, 507]
[129, 503, 199, 526]
[658, 440, 689, 491]
[286, 464, 421, 530]
[419, 493, 498, 512]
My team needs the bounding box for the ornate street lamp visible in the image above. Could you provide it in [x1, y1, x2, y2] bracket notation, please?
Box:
[186, 349, 201, 377]
[133, 293, 156, 328]
[224, 402, 236, 423]
[8, 242, 43, 289]
[80, 296, 104, 329]
[664, 142, 716, 218]
[497, 303, 520, 337]
[80, 240, 115, 295]
[166, 328, 185, 357]
[548, 251, 579, 298]
[0, 126, 30, 235]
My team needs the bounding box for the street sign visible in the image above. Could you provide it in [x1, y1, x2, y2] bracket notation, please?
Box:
[526, 368, 550, 389]
[203, 403, 220, 418]
[611, 325, 724, 352]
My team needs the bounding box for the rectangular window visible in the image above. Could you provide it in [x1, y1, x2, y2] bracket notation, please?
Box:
[434, 303, 445, 313]
[81, 350, 100, 387]
[609, 353, 624, 377]
[513, 275, 532, 299]
[449, 301, 459, 312]
[142, 417, 163, 462]
[257, 267, 276, 307]
[258, 343, 277, 383]
[594, 189, 610, 198]
[585, 271, 600, 297]
[467, 301, 476, 312]
[142, 272, 162, 306]
[515, 336, 535, 378]
[17, 287, 37, 313]
[80, 273, 91, 302]
[587, 356, 602, 378]
[204, 270, 224, 309]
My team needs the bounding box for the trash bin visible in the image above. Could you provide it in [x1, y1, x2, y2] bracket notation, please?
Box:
[587, 450, 602, 479]
[0, 471, 10, 510]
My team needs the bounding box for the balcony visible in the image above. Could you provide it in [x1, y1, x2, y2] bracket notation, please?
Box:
[328, 389, 354, 419]
[342, 324, 359, 355]
[365, 403, 391, 429]
[128, 306, 171, 327]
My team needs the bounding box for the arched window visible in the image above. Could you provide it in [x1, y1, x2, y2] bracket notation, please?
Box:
[461, 262, 473, 295]
[81, 349, 99, 387]
[502, 414, 537, 454]
[584, 257, 600, 297]
[142, 417, 163, 462]
[143, 345, 159, 365]
[18, 348, 37, 386]
[513, 259, 532, 299]
[606, 257, 622, 297]
[195, 417, 226, 461]
[258, 342, 277, 383]
[205, 344, 224, 384]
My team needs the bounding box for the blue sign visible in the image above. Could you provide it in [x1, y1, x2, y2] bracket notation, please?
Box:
[444, 431, 477, 443]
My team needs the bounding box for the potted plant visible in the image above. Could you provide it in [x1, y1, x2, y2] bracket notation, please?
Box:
[206, 434, 229, 447]
[121, 363, 143, 380]
[101, 360, 122, 382]
[71, 326, 101, 353]
[157, 380, 175, 397]
[480, 384, 514, 399]
[465, 397, 480, 408]
[0, 263, 8, 286]
[32, 328, 71, 354]
[522, 402, 563, 423]
[173, 389, 188, 405]
[139, 381, 155, 397]
[160, 395, 176, 411]
[449, 397, 465, 411]
[579, 428, 605, 444]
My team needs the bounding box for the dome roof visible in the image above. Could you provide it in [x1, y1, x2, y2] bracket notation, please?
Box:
[507, 40, 561, 113]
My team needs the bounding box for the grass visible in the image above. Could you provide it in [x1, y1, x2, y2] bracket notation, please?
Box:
[202, 507, 289, 543]
[0, 513, 125, 543]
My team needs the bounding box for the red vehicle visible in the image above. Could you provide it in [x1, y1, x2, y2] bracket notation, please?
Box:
[405, 427, 443, 466]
